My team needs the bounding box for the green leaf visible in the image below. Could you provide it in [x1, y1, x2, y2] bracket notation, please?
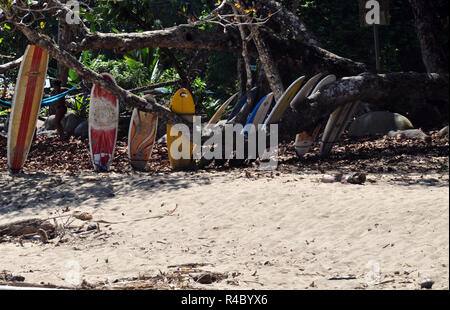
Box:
[68, 69, 78, 82]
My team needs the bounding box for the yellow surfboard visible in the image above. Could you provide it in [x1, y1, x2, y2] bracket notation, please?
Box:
[264, 76, 305, 125]
[167, 89, 195, 169]
[7, 45, 49, 173]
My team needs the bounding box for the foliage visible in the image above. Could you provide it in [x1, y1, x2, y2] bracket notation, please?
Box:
[296, 0, 427, 72]
[68, 93, 90, 119]
[1, 0, 448, 121]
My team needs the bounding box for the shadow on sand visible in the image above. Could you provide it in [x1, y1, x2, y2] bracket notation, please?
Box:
[0, 171, 214, 218]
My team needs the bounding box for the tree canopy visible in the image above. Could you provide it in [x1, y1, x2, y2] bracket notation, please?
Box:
[0, 0, 448, 133]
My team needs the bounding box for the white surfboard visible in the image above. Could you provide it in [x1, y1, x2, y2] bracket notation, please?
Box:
[293, 74, 336, 157]
[320, 101, 360, 156]
[311, 74, 336, 96]
[242, 93, 274, 135]
[263, 76, 305, 126]
[207, 92, 238, 126]
[290, 73, 325, 111]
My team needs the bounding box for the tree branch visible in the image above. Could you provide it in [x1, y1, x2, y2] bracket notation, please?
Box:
[0, 56, 23, 74]
[129, 79, 181, 94]
[70, 25, 243, 55]
[10, 21, 190, 127]
[303, 72, 449, 123]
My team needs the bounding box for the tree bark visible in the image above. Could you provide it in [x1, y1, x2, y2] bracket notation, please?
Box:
[286, 0, 300, 13]
[0, 219, 55, 237]
[306, 72, 449, 109]
[4, 0, 367, 81]
[232, 4, 254, 125]
[0, 56, 22, 74]
[248, 0, 320, 45]
[278, 72, 449, 140]
[409, 0, 449, 73]
[11, 22, 192, 127]
[57, 15, 73, 86]
[252, 29, 285, 101]
[129, 80, 181, 94]
[237, 55, 247, 98]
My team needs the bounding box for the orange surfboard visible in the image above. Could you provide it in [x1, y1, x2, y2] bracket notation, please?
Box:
[128, 108, 158, 170]
[89, 73, 119, 172]
[7, 45, 49, 173]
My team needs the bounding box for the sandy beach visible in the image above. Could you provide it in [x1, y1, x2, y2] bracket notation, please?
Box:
[0, 166, 448, 290]
[0, 131, 448, 290]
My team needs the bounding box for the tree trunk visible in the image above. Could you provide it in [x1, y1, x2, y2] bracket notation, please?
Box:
[252, 29, 285, 101]
[57, 2, 73, 86]
[237, 55, 247, 98]
[409, 0, 449, 73]
[161, 48, 190, 89]
[248, 0, 320, 45]
[232, 4, 254, 125]
[279, 72, 449, 139]
[306, 72, 449, 110]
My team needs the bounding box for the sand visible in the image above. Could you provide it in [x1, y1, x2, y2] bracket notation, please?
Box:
[0, 169, 448, 290]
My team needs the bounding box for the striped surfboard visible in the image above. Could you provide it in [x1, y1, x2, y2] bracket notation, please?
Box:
[7, 45, 49, 173]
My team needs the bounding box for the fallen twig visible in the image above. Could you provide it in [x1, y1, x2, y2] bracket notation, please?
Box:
[328, 276, 357, 281]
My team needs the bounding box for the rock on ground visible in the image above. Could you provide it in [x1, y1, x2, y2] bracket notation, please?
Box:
[44, 115, 56, 131]
[64, 113, 84, 137]
[387, 129, 430, 140]
[74, 120, 89, 138]
[349, 111, 414, 137]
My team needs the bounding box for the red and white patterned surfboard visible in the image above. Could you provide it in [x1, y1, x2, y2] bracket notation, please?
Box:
[88, 73, 119, 172]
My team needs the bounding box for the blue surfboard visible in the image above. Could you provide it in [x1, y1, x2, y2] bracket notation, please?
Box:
[227, 88, 258, 122]
[242, 93, 274, 135]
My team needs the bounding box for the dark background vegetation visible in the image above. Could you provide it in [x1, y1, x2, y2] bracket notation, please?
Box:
[1, 0, 448, 126]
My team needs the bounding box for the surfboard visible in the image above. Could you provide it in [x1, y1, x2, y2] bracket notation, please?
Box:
[7, 45, 49, 173]
[311, 74, 336, 96]
[242, 93, 274, 135]
[89, 73, 119, 172]
[292, 74, 335, 157]
[167, 88, 195, 169]
[290, 73, 325, 111]
[128, 108, 158, 170]
[294, 124, 321, 157]
[263, 76, 305, 126]
[207, 92, 238, 126]
[320, 101, 360, 156]
[227, 88, 257, 123]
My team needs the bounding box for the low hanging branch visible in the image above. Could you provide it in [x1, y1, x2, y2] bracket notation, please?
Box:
[0, 56, 22, 74]
[129, 79, 181, 94]
[8, 22, 191, 126]
[2, 0, 367, 78]
[301, 72, 449, 124]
